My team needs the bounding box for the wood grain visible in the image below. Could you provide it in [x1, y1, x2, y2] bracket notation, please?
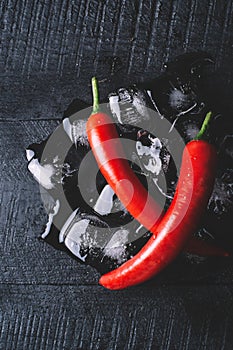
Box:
[1, 0, 233, 349]
[1, 285, 233, 349]
[0, 0, 233, 120]
[0, 120, 233, 287]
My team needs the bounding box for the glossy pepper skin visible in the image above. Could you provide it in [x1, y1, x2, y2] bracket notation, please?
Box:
[87, 109, 228, 257]
[86, 111, 163, 231]
[99, 140, 217, 289]
[87, 79, 219, 289]
[86, 110, 228, 262]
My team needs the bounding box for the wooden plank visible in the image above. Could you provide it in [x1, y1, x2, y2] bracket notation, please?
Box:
[0, 284, 233, 349]
[0, 120, 99, 285]
[0, 0, 233, 120]
[0, 0, 232, 76]
[0, 1, 233, 349]
[1, 120, 233, 285]
[1, 175, 233, 286]
[0, 120, 59, 183]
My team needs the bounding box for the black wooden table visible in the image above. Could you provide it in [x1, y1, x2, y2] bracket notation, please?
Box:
[1, 1, 233, 349]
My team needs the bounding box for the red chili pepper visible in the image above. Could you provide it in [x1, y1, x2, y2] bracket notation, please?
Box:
[87, 78, 220, 289]
[98, 114, 217, 289]
[86, 78, 229, 259]
[86, 77, 164, 232]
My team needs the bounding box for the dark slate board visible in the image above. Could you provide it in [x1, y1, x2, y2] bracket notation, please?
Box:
[1, 0, 233, 349]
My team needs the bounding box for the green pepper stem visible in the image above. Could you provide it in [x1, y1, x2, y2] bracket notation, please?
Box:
[194, 111, 213, 140]
[92, 77, 100, 114]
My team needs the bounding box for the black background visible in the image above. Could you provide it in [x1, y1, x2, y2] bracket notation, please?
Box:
[1, 0, 233, 349]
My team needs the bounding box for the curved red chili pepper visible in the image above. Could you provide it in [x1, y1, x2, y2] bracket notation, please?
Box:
[99, 138, 217, 289]
[87, 78, 229, 259]
[86, 78, 164, 232]
[87, 78, 219, 289]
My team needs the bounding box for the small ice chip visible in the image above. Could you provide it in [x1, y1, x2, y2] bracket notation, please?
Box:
[28, 159, 55, 189]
